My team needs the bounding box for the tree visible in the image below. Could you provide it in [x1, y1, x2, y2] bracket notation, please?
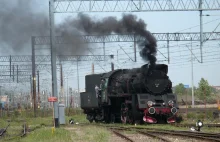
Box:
[174, 83, 186, 96]
[196, 78, 212, 100]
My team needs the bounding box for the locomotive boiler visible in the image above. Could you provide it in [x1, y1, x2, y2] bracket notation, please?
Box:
[80, 63, 179, 124]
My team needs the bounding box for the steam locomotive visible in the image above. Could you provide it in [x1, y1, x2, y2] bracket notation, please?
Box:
[80, 63, 179, 124]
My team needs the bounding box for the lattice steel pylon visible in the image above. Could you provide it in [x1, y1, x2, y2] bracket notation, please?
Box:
[33, 32, 220, 44]
[51, 0, 220, 64]
[53, 0, 220, 12]
[33, 32, 220, 63]
[0, 55, 109, 62]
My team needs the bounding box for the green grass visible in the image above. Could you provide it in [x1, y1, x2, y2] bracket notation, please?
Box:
[69, 125, 110, 142]
[1, 111, 220, 142]
[2, 127, 72, 142]
[65, 114, 87, 124]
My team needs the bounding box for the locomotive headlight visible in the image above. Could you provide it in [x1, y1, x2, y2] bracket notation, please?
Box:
[147, 101, 153, 107]
[196, 120, 203, 127]
[168, 100, 174, 107]
[195, 120, 203, 132]
[198, 122, 203, 127]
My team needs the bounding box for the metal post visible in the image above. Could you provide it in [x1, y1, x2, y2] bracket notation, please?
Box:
[76, 59, 80, 107]
[66, 77, 68, 107]
[134, 35, 137, 62]
[167, 33, 170, 64]
[17, 65, 18, 83]
[31, 36, 37, 117]
[60, 64, 64, 104]
[199, 0, 203, 63]
[191, 38, 194, 108]
[77, 59, 80, 95]
[13, 65, 14, 82]
[30, 75, 32, 108]
[10, 55, 11, 77]
[103, 42, 105, 61]
[139, 0, 142, 10]
[37, 71, 40, 105]
[49, 0, 59, 127]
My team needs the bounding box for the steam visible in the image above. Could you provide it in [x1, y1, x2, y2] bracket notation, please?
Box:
[0, 0, 157, 64]
[0, 0, 88, 56]
[58, 13, 157, 64]
[0, 0, 49, 54]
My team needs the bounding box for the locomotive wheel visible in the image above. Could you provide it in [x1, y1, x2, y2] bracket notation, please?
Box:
[87, 114, 94, 123]
[94, 119, 99, 123]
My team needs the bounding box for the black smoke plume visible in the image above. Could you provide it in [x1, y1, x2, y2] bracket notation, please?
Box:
[0, 0, 157, 64]
[0, 0, 49, 54]
[58, 13, 157, 64]
[0, 0, 88, 56]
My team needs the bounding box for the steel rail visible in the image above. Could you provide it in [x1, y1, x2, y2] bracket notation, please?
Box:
[111, 130, 134, 142]
[137, 130, 172, 142]
[146, 130, 220, 142]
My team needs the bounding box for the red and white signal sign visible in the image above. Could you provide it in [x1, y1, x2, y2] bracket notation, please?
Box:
[48, 97, 58, 102]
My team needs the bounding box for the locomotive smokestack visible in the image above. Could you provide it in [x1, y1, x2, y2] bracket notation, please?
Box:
[110, 55, 114, 71]
[92, 63, 94, 74]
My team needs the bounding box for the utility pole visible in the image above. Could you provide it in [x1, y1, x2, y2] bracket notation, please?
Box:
[103, 42, 105, 61]
[37, 71, 40, 106]
[60, 64, 64, 104]
[167, 33, 170, 64]
[77, 59, 80, 106]
[191, 38, 195, 108]
[17, 65, 18, 83]
[13, 65, 14, 82]
[30, 75, 32, 108]
[31, 36, 37, 117]
[199, 0, 203, 63]
[66, 77, 68, 107]
[10, 55, 11, 77]
[49, 0, 59, 127]
[0, 86, 2, 96]
[134, 35, 136, 62]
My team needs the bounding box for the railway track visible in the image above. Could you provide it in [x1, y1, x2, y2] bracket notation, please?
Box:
[171, 123, 220, 128]
[108, 125, 220, 142]
[110, 128, 172, 142]
[0, 123, 27, 141]
[0, 123, 44, 141]
[137, 130, 172, 142]
[146, 129, 220, 142]
[111, 130, 134, 142]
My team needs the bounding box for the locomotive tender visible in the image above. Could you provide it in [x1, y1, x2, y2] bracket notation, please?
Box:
[80, 63, 179, 124]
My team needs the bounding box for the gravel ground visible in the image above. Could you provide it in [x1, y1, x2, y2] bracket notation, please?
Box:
[109, 131, 213, 142]
[108, 133, 129, 142]
[65, 126, 216, 142]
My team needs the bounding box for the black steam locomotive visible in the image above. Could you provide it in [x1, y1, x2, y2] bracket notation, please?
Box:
[80, 63, 179, 124]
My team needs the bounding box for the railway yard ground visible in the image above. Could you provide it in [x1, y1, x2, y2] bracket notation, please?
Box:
[1, 111, 220, 142]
